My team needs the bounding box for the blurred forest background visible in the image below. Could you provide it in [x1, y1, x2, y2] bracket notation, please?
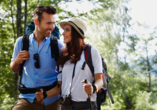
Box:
[0, 0, 157, 110]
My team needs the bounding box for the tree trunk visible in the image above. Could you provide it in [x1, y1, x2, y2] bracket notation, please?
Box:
[14, 0, 22, 99]
[10, 0, 16, 43]
[17, 0, 21, 38]
[24, 0, 27, 34]
[122, 87, 132, 109]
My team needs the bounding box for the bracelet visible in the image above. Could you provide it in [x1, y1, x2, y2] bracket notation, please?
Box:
[92, 84, 96, 93]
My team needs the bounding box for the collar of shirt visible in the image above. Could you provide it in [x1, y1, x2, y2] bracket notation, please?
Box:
[30, 33, 50, 53]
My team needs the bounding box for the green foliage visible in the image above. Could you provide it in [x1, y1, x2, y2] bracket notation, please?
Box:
[0, 95, 16, 110]
[134, 91, 157, 110]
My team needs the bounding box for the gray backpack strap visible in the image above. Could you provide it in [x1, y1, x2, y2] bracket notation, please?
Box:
[107, 83, 114, 104]
[101, 55, 114, 104]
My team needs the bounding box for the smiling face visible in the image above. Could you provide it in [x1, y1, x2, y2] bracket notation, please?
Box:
[62, 24, 72, 44]
[36, 12, 56, 37]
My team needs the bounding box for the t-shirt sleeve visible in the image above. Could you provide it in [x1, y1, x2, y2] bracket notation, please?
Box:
[91, 46, 103, 74]
[11, 37, 22, 62]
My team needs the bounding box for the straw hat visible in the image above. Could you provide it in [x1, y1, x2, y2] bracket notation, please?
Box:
[60, 18, 87, 39]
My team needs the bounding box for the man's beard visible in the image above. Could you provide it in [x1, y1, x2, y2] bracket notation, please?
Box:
[38, 26, 47, 37]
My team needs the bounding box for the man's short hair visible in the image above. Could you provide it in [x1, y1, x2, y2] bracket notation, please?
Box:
[34, 5, 57, 23]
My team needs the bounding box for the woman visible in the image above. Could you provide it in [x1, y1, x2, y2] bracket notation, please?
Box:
[36, 18, 103, 110]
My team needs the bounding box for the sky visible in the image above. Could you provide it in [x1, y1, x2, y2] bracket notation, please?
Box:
[127, 0, 157, 56]
[128, 0, 157, 28]
[128, 0, 157, 73]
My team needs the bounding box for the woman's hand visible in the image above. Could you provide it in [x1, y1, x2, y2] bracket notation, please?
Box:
[35, 89, 44, 101]
[82, 80, 93, 95]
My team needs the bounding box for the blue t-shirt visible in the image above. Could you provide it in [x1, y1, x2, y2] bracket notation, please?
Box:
[11, 33, 64, 105]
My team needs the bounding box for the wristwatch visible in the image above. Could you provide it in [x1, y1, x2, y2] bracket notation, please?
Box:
[92, 84, 98, 93]
[43, 90, 47, 99]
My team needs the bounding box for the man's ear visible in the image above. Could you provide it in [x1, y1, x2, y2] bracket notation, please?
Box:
[34, 19, 38, 26]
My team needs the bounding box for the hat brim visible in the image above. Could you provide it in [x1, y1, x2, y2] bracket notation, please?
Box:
[60, 21, 85, 39]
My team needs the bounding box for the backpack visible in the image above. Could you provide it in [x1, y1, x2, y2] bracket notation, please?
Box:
[83, 45, 114, 110]
[18, 33, 59, 94]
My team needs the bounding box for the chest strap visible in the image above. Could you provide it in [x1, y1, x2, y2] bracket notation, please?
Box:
[19, 81, 58, 94]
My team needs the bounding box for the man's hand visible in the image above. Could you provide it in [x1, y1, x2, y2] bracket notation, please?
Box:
[10, 50, 29, 73]
[14, 50, 30, 64]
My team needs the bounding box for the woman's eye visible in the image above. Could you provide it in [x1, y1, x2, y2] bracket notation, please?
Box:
[66, 29, 69, 31]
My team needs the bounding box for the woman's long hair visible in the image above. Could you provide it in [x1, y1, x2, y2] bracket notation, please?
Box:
[57, 26, 88, 67]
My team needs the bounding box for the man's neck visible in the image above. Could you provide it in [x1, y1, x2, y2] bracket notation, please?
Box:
[34, 30, 45, 47]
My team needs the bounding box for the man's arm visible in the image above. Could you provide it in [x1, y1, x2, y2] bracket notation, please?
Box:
[10, 51, 30, 73]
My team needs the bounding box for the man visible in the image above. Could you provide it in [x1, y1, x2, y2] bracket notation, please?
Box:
[10, 5, 63, 110]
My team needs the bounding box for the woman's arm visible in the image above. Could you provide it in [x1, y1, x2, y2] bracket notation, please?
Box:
[35, 81, 61, 101]
[47, 81, 61, 97]
[94, 73, 103, 92]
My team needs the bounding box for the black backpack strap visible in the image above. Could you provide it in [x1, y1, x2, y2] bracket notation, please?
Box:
[50, 35, 61, 89]
[19, 33, 31, 77]
[19, 81, 58, 94]
[50, 36, 59, 61]
[19, 33, 31, 90]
